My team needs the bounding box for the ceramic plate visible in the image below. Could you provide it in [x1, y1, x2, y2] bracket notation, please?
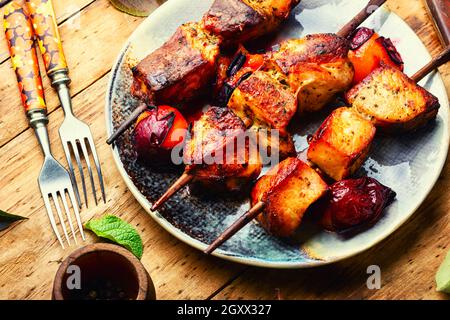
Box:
[105, 0, 449, 268]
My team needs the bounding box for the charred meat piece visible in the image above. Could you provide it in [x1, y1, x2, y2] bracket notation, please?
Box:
[346, 64, 440, 133]
[308, 107, 376, 181]
[131, 22, 221, 105]
[321, 177, 396, 234]
[348, 27, 404, 85]
[251, 157, 328, 237]
[202, 0, 300, 46]
[183, 107, 262, 192]
[271, 33, 354, 113]
[228, 63, 297, 131]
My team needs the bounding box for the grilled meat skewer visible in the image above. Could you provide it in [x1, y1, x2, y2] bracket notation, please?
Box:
[205, 48, 449, 254]
[107, 0, 300, 145]
[150, 0, 388, 211]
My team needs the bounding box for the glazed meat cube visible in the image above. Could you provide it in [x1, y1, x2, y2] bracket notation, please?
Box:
[228, 65, 297, 131]
[271, 34, 354, 113]
[131, 22, 221, 105]
[346, 64, 440, 133]
[307, 107, 376, 181]
[251, 158, 328, 237]
[184, 107, 262, 192]
[202, 0, 300, 46]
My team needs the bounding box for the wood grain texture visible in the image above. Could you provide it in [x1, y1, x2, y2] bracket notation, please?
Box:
[0, 0, 448, 300]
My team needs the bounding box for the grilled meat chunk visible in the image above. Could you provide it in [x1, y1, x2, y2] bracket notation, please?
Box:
[272, 34, 354, 113]
[308, 107, 376, 181]
[346, 64, 440, 133]
[228, 64, 297, 131]
[251, 158, 328, 237]
[202, 0, 300, 46]
[183, 107, 262, 192]
[131, 22, 221, 105]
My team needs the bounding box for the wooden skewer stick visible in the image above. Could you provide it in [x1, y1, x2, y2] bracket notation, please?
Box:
[204, 47, 450, 255]
[204, 201, 266, 255]
[106, 103, 148, 145]
[151, 172, 194, 211]
[337, 0, 387, 38]
[411, 46, 450, 83]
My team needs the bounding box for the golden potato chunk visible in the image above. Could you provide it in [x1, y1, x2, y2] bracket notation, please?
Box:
[346, 64, 440, 133]
[307, 107, 376, 181]
[272, 34, 354, 113]
[251, 158, 328, 237]
[131, 22, 221, 105]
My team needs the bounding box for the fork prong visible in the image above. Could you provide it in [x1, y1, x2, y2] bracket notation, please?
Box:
[87, 136, 106, 203]
[79, 139, 98, 206]
[67, 186, 85, 241]
[61, 190, 77, 244]
[70, 140, 88, 208]
[62, 142, 82, 209]
[52, 192, 71, 246]
[42, 193, 65, 249]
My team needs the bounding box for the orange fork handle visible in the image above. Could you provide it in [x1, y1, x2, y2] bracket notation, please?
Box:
[4, 0, 46, 112]
[25, 0, 68, 75]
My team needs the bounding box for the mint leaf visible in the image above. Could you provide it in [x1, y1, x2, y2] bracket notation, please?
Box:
[436, 250, 450, 293]
[84, 215, 143, 259]
[0, 209, 28, 231]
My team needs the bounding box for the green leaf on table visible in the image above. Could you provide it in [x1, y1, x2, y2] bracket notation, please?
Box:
[0, 209, 28, 231]
[436, 250, 450, 293]
[84, 215, 143, 259]
[109, 0, 161, 17]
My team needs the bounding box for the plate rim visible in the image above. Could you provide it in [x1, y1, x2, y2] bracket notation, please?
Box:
[104, 0, 450, 269]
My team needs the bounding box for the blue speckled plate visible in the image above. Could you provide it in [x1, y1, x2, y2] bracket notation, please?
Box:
[105, 0, 449, 268]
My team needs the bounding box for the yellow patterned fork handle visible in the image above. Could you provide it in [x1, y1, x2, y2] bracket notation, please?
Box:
[4, 0, 46, 113]
[25, 0, 68, 76]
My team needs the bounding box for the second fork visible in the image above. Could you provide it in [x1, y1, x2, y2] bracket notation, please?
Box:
[25, 0, 106, 207]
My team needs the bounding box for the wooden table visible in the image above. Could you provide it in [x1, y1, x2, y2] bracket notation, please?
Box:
[0, 0, 449, 300]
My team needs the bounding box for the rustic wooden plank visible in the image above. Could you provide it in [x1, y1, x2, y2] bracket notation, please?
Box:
[0, 0, 143, 147]
[0, 0, 96, 63]
[0, 73, 245, 300]
[212, 0, 450, 301]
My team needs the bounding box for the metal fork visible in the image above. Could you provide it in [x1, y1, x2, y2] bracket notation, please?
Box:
[4, 0, 84, 247]
[26, 0, 106, 207]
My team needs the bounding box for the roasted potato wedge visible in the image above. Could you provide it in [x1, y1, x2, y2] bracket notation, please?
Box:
[346, 64, 440, 133]
[272, 34, 354, 113]
[184, 107, 262, 192]
[308, 107, 376, 181]
[251, 158, 328, 237]
[131, 22, 221, 105]
[202, 0, 300, 46]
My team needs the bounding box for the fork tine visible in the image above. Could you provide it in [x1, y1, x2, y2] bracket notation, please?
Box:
[70, 140, 88, 208]
[87, 136, 106, 203]
[61, 190, 77, 244]
[42, 193, 65, 249]
[62, 142, 82, 208]
[51, 192, 71, 245]
[67, 186, 85, 241]
[79, 139, 98, 206]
